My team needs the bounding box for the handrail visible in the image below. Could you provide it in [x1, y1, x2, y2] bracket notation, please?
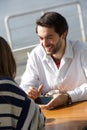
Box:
[4, 1, 86, 50]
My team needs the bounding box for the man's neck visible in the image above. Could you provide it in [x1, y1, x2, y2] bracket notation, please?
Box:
[52, 41, 66, 60]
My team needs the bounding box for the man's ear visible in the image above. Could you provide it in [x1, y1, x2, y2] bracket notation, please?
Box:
[62, 31, 67, 39]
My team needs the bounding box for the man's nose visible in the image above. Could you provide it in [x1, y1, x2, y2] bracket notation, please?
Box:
[42, 39, 49, 45]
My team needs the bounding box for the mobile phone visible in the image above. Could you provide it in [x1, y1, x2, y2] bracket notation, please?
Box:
[35, 96, 53, 104]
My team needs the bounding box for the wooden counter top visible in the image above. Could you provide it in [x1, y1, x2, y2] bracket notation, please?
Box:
[42, 101, 87, 130]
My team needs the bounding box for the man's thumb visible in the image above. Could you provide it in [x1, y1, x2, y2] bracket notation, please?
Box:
[38, 84, 43, 95]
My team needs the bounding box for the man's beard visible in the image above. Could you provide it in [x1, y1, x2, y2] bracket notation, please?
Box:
[52, 39, 62, 54]
[45, 39, 62, 55]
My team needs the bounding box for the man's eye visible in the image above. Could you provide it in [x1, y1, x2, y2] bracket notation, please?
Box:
[39, 37, 43, 40]
[48, 37, 53, 40]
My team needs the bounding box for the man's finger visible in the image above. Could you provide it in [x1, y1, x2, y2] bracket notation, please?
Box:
[38, 84, 43, 95]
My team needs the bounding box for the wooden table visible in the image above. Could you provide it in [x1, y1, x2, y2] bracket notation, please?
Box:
[42, 101, 87, 130]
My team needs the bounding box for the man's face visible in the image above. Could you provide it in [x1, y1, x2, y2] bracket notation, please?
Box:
[37, 25, 63, 55]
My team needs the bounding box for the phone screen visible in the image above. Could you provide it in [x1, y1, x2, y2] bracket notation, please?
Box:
[35, 96, 53, 104]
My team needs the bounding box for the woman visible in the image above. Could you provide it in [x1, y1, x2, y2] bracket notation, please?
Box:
[0, 37, 45, 130]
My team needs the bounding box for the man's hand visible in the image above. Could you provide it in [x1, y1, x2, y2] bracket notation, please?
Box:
[40, 92, 69, 109]
[27, 84, 43, 100]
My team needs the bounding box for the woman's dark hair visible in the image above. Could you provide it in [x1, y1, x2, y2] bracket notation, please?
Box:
[0, 37, 16, 78]
[36, 12, 68, 36]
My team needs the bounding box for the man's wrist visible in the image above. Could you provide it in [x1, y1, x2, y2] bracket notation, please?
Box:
[67, 93, 72, 105]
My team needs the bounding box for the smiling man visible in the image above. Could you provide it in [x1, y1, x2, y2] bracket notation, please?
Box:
[20, 12, 87, 109]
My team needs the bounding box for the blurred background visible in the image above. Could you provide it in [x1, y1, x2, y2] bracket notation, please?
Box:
[0, 0, 87, 83]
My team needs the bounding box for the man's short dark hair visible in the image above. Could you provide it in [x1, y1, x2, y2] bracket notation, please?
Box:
[36, 12, 68, 36]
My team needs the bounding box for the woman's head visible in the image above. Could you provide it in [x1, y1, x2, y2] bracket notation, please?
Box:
[0, 37, 16, 78]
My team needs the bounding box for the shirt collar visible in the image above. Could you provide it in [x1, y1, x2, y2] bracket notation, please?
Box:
[63, 39, 73, 60]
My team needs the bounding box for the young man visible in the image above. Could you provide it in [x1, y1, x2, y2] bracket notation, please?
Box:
[20, 12, 87, 109]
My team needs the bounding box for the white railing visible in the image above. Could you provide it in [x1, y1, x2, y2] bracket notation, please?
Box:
[4, 1, 86, 84]
[5, 1, 86, 50]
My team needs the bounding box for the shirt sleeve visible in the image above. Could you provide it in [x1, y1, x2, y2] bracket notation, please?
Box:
[27, 100, 46, 130]
[20, 52, 40, 92]
[20, 98, 46, 130]
[30, 103, 46, 130]
[67, 46, 87, 102]
[67, 83, 87, 102]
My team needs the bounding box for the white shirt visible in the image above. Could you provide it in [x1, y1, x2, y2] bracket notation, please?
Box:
[20, 40, 87, 103]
